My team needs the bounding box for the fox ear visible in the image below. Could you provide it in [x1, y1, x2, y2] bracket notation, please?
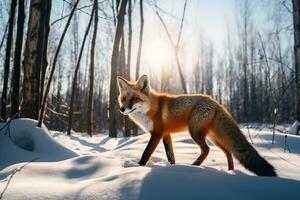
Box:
[136, 75, 150, 93]
[117, 76, 130, 92]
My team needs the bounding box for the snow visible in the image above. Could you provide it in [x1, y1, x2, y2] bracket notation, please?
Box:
[289, 120, 300, 135]
[1, 119, 300, 199]
[0, 118, 77, 170]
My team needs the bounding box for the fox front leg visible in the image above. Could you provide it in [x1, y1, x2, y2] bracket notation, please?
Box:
[163, 134, 175, 164]
[138, 135, 162, 166]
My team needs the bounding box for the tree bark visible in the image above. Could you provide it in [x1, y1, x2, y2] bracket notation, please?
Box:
[135, 0, 144, 80]
[242, 1, 249, 122]
[109, 0, 128, 137]
[127, 0, 132, 75]
[1, 0, 17, 121]
[124, 0, 133, 136]
[293, 0, 300, 125]
[40, 1, 51, 108]
[38, 0, 80, 127]
[67, 4, 95, 135]
[11, 0, 25, 118]
[87, 0, 98, 136]
[21, 0, 51, 120]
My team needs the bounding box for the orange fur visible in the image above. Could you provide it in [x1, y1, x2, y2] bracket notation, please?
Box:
[117, 75, 277, 176]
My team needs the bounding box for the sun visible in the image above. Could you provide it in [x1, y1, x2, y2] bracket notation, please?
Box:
[143, 39, 174, 71]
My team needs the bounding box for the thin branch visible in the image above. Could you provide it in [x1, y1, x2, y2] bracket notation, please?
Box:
[51, 4, 93, 26]
[38, 0, 81, 127]
[46, 106, 68, 117]
[111, 0, 116, 26]
[281, 0, 293, 13]
[0, 21, 9, 52]
[51, 0, 110, 26]
[257, 32, 273, 98]
[147, 1, 181, 20]
[153, 3, 187, 93]
[63, 0, 108, 13]
[272, 77, 295, 144]
[269, 23, 293, 35]
[267, 57, 295, 72]
[67, 3, 95, 135]
[0, 158, 39, 200]
[0, 112, 19, 139]
[176, 0, 188, 48]
[63, 0, 91, 16]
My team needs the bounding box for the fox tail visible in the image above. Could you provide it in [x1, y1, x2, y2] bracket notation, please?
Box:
[213, 108, 277, 176]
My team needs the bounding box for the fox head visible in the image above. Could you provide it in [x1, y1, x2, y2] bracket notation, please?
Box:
[117, 75, 151, 115]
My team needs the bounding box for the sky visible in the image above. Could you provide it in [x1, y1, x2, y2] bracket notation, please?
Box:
[0, 0, 293, 84]
[182, 0, 236, 50]
[138, 0, 238, 75]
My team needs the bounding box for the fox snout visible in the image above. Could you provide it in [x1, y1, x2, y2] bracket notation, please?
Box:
[120, 104, 133, 113]
[120, 107, 126, 113]
[119, 103, 137, 115]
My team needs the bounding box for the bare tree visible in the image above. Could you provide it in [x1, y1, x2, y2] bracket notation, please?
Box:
[109, 0, 128, 137]
[21, 0, 51, 119]
[293, 0, 300, 134]
[135, 0, 144, 80]
[124, 0, 134, 136]
[11, 0, 25, 118]
[0, 0, 16, 121]
[67, 4, 95, 135]
[154, 1, 188, 93]
[38, 0, 80, 127]
[87, 0, 99, 136]
[40, 1, 52, 109]
[127, 0, 132, 75]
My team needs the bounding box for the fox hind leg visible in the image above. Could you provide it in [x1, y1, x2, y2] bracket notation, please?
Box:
[213, 140, 234, 170]
[189, 130, 210, 166]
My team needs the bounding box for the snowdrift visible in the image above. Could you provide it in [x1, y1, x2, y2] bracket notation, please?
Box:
[1, 119, 300, 199]
[0, 118, 77, 170]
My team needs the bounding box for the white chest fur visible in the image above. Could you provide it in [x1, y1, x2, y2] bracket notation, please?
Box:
[129, 112, 153, 133]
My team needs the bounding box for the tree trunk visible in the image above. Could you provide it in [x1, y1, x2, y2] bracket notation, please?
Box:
[87, 0, 98, 136]
[293, 1, 300, 118]
[132, 0, 144, 136]
[38, 0, 80, 127]
[0, 0, 17, 121]
[109, 0, 128, 138]
[67, 4, 95, 135]
[135, 0, 144, 80]
[40, 1, 51, 108]
[293, 0, 300, 134]
[124, 0, 134, 136]
[154, 5, 188, 93]
[127, 0, 132, 75]
[11, 0, 25, 118]
[21, 0, 51, 120]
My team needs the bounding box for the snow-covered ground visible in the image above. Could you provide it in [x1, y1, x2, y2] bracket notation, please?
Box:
[1, 119, 300, 199]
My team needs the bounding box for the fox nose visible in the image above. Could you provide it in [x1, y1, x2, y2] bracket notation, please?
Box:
[120, 107, 125, 113]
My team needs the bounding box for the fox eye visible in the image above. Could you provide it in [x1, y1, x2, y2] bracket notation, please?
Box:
[121, 97, 126, 102]
[132, 97, 142, 102]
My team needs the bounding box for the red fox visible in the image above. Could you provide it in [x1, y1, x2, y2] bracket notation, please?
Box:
[117, 75, 277, 176]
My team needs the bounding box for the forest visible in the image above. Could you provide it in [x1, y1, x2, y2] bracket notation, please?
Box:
[0, 0, 299, 137]
[1, 0, 300, 199]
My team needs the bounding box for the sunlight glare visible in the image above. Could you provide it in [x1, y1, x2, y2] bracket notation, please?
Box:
[143, 39, 174, 71]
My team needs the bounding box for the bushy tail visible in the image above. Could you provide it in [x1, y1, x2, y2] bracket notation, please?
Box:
[213, 108, 277, 177]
